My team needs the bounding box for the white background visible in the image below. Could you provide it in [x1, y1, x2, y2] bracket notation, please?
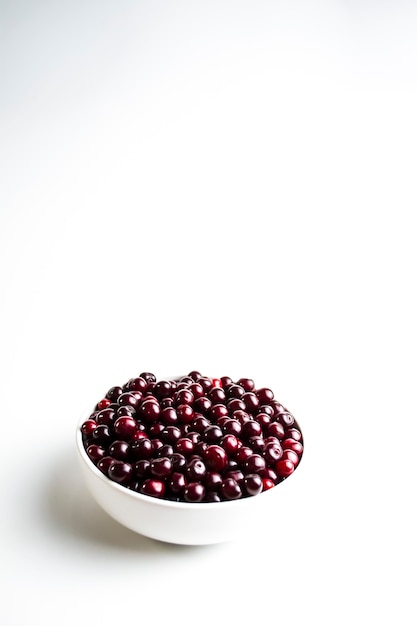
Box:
[1, 1, 416, 624]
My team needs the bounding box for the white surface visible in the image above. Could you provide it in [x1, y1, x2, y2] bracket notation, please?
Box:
[1, 1, 416, 624]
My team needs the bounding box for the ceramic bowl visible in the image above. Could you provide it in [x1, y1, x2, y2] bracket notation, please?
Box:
[76, 380, 304, 545]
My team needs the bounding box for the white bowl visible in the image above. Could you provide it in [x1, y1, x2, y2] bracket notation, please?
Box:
[76, 391, 304, 545]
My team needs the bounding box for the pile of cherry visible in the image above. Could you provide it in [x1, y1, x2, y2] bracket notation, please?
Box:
[80, 372, 303, 502]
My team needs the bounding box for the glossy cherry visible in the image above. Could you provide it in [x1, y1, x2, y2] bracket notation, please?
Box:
[109, 440, 131, 460]
[108, 461, 133, 484]
[142, 478, 165, 498]
[184, 483, 205, 503]
[221, 478, 242, 500]
[244, 473, 263, 496]
[204, 445, 228, 472]
[114, 416, 137, 439]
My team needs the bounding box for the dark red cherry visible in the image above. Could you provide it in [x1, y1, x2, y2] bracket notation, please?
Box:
[176, 404, 194, 424]
[153, 380, 172, 399]
[282, 438, 303, 455]
[244, 473, 263, 496]
[194, 396, 212, 413]
[131, 438, 153, 460]
[281, 449, 300, 466]
[258, 404, 274, 417]
[127, 377, 147, 393]
[139, 372, 156, 383]
[256, 388, 274, 403]
[150, 438, 164, 453]
[278, 412, 295, 427]
[160, 397, 174, 409]
[247, 436, 264, 453]
[233, 410, 251, 425]
[271, 400, 286, 416]
[179, 376, 193, 385]
[225, 469, 245, 486]
[275, 458, 295, 477]
[96, 408, 116, 426]
[238, 378, 255, 392]
[186, 431, 200, 445]
[260, 467, 278, 483]
[205, 492, 221, 502]
[139, 399, 161, 422]
[97, 398, 111, 410]
[235, 446, 253, 463]
[256, 412, 271, 430]
[145, 382, 156, 395]
[97, 456, 115, 475]
[150, 457, 173, 478]
[191, 415, 211, 433]
[108, 440, 131, 461]
[159, 407, 177, 426]
[227, 398, 246, 413]
[222, 418, 242, 436]
[243, 454, 266, 474]
[189, 382, 204, 399]
[86, 444, 105, 464]
[203, 425, 223, 443]
[208, 387, 226, 404]
[175, 437, 194, 456]
[149, 422, 165, 437]
[171, 453, 187, 472]
[285, 428, 303, 442]
[106, 386, 123, 402]
[204, 471, 223, 491]
[108, 461, 133, 484]
[221, 478, 242, 500]
[262, 478, 275, 491]
[174, 389, 194, 406]
[196, 377, 212, 392]
[134, 459, 151, 478]
[267, 422, 285, 439]
[226, 384, 245, 399]
[116, 405, 136, 417]
[220, 434, 239, 455]
[114, 416, 137, 439]
[209, 404, 228, 420]
[184, 482, 206, 502]
[186, 459, 207, 481]
[162, 425, 182, 444]
[263, 441, 283, 465]
[118, 392, 142, 408]
[155, 444, 174, 458]
[188, 370, 202, 381]
[168, 472, 186, 495]
[242, 420, 262, 439]
[264, 435, 280, 445]
[81, 419, 97, 436]
[142, 479, 165, 498]
[204, 445, 228, 472]
[242, 392, 259, 414]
